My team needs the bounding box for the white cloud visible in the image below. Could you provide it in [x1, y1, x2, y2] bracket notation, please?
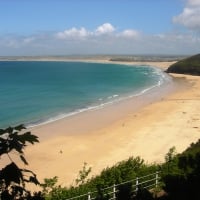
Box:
[119, 29, 140, 38]
[0, 22, 200, 56]
[56, 23, 139, 41]
[188, 0, 200, 6]
[55, 23, 116, 40]
[173, 0, 200, 31]
[95, 23, 115, 35]
[23, 37, 35, 44]
[56, 27, 90, 39]
[1, 36, 20, 48]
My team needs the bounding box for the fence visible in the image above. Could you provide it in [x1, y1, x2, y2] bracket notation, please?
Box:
[66, 171, 161, 200]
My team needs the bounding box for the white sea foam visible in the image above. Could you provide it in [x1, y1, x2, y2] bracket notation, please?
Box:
[107, 94, 119, 99]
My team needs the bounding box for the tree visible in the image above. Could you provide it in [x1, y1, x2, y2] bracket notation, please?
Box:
[164, 146, 177, 174]
[75, 162, 92, 185]
[162, 141, 200, 200]
[0, 124, 42, 199]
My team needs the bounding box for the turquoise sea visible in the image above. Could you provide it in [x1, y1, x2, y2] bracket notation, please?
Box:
[0, 61, 169, 128]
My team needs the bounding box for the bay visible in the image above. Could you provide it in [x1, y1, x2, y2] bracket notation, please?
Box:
[0, 61, 167, 128]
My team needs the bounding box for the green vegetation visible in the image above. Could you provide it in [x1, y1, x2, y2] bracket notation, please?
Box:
[75, 162, 92, 185]
[41, 140, 200, 200]
[166, 54, 200, 75]
[1, 124, 200, 199]
[0, 125, 44, 199]
[161, 139, 200, 200]
[41, 156, 159, 200]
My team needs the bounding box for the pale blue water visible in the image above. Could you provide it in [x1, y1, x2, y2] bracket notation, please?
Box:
[0, 61, 168, 128]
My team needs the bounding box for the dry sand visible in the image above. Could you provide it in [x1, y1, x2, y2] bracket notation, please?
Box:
[4, 60, 200, 188]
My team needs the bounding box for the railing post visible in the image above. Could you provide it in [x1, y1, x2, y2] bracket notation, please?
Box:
[136, 177, 139, 192]
[155, 171, 159, 188]
[88, 192, 91, 200]
[65, 171, 161, 200]
[113, 184, 116, 200]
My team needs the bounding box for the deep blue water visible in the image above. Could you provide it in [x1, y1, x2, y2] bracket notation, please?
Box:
[0, 61, 167, 128]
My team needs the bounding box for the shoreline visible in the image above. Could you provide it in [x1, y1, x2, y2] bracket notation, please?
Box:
[30, 73, 176, 140]
[3, 59, 200, 188]
[0, 58, 174, 129]
[0, 55, 177, 70]
[27, 60, 175, 137]
[27, 65, 170, 129]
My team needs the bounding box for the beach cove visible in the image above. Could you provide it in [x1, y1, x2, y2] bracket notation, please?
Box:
[4, 59, 200, 188]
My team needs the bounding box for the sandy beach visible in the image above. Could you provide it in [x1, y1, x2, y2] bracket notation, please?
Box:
[4, 59, 200, 188]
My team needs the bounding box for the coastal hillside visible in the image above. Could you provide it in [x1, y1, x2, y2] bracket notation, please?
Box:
[166, 54, 200, 75]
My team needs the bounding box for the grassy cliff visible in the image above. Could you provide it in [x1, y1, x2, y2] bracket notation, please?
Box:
[166, 54, 200, 75]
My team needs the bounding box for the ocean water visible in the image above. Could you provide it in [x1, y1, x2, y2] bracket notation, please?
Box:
[0, 61, 169, 128]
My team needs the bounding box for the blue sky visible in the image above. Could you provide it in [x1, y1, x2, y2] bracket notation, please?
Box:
[0, 0, 200, 56]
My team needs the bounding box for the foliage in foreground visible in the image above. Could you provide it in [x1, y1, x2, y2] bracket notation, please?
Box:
[0, 125, 44, 199]
[41, 157, 159, 200]
[42, 138, 200, 200]
[1, 124, 200, 200]
[161, 139, 200, 200]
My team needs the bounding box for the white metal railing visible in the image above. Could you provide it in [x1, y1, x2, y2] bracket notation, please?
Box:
[66, 171, 160, 200]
